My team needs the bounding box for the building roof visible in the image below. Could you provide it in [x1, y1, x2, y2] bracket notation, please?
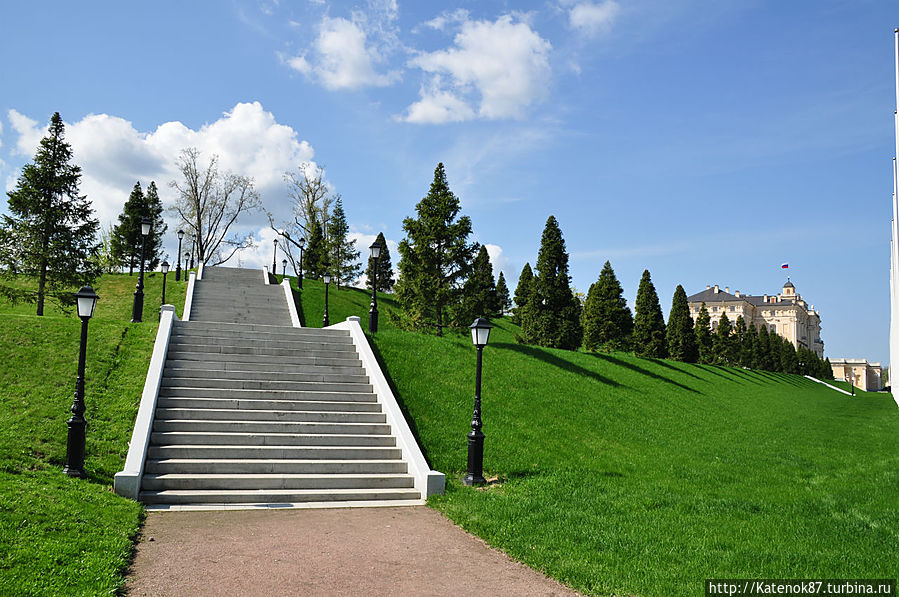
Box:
[686, 287, 811, 311]
[783, 279, 794, 289]
[687, 288, 741, 303]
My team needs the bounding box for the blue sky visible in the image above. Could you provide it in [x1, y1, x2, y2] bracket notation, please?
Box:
[0, 1, 895, 365]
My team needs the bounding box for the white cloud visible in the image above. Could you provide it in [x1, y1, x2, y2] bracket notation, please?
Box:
[8, 109, 43, 156]
[484, 243, 510, 278]
[286, 16, 400, 90]
[421, 8, 469, 32]
[6, 103, 316, 262]
[0, 119, 4, 149]
[402, 15, 552, 123]
[568, 1, 619, 36]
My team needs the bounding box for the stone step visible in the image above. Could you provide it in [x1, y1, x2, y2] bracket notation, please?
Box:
[146, 444, 403, 460]
[176, 321, 349, 337]
[156, 397, 382, 412]
[160, 377, 373, 393]
[162, 368, 368, 384]
[141, 473, 415, 491]
[144, 458, 408, 475]
[155, 408, 386, 424]
[139, 487, 421, 504]
[157, 387, 376, 402]
[165, 351, 362, 368]
[164, 360, 364, 376]
[170, 328, 354, 344]
[153, 419, 391, 435]
[168, 338, 357, 354]
[150, 431, 396, 447]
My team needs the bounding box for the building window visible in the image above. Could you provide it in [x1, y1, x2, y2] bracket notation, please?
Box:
[729, 306, 735, 312]
[712, 306, 718, 312]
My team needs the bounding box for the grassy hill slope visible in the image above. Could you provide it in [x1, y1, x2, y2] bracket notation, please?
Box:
[294, 276, 899, 596]
[0, 272, 187, 595]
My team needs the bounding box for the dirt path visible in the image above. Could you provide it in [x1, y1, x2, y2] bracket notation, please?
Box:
[126, 506, 581, 596]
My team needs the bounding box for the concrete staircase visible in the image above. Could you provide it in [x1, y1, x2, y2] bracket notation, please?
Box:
[139, 267, 421, 508]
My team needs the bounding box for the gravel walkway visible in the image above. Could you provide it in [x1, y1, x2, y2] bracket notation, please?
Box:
[126, 506, 581, 596]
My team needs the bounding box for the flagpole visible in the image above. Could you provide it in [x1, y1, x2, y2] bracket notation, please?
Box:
[889, 37, 898, 401]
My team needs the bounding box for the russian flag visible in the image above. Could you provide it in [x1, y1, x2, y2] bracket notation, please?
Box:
[781, 262, 789, 269]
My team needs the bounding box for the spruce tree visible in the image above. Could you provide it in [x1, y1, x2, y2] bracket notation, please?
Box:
[459, 244, 498, 321]
[632, 269, 667, 358]
[0, 112, 100, 315]
[582, 261, 633, 352]
[144, 182, 166, 271]
[741, 322, 757, 368]
[694, 303, 713, 364]
[512, 262, 534, 325]
[780, 340, 799, 374]
[495, 272, 511, 316]
[712, 312, 731, 365]
[823, 357, 834, 380]
[111, 181, 166, 274]
[755, 325, 772, 371]
[303, 217, 328, 279]
[666, 284, 697, 362]
[395, 163, 476, 334]
[520, 216, 582, 350]
[365, 232, 395, 292]
[327, 196, 361, 289]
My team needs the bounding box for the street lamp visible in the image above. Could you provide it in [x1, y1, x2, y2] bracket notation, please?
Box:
[131, 217, 151, 323]
[846, 370, 855, 396]
[175, 230, 184, 281]
[368, 240, 381, 333]
[298, 237, 306, 289]
[463, 317, 493, 487]
[282, 259, 288, 277]
[272, 238, 279, 274]
[189, 235, 196, 269]
[160, 261, 170, 308]
[63, 285, 99, 478]
[323, 273, 331, 327]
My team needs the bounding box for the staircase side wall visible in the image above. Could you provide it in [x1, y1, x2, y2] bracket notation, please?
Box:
[114, 305, 179, 499]
[329, 317, 445, 497]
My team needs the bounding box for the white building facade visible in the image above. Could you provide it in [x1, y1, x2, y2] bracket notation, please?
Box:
[687, 280, 824, 358]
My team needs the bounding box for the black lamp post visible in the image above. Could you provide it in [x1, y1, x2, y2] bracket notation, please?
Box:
[63, 285, 99, 478]
[323, 274, 331, 327]
[272, 238, 279, 274]
[281, 259, 287, 277]
[368, 240, 381, 333]
[463, 317, 493, 487]
[175, 230, 184, 281]
[131, 217, 151, 323]
[189, 236, 195, 269]
[298, 237, 306, 289]
[160, 261, 169, 307]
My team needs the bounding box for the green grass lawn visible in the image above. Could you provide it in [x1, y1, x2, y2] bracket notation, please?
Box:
[303, 286, 899, 596]
[0, 272, 186, 596]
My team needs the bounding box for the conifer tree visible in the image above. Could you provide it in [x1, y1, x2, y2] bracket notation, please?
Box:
[395, 163, 476, 334]
[582, 260, 633, 352]
[780, 339, 799, 374]
[327, 196, 361, 289]
[303, 217, 328, 279]
[512, 262, 533, 325]
[712, 312, 732, 365]
[694, 303, 713, 364]
[755, 325, 773, 370]
[459, 244, 498, 321]
[520, 216, 582, 350]
[742, 322, 757, 368]
[365, 232, 395, 292]
[110, 182, 145, 275]
[495, 272, 511, 316]
[736, 317, 753, 368]
[632, 269, 667, 358]
[666, 284, 697, 362]
[823, 357, 833, 380]
[0, 112, 100, 315]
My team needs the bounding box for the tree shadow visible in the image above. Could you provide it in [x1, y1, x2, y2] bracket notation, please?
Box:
[755, 370, 805, 387]
[589, 352, 700, 394]
[645, 357, 703, 381]
[720, 366, 764, 385]
[492, 342, 621, 387]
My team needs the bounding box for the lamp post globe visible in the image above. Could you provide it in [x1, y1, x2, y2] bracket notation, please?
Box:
[298, 237, 306, 289]
[175, 229, 184, 281]
[282, 259, 288, 277]
[131, 217, 152, 323]
[64, 286, 99, 478]
[323, 274, 331, 327]
[368, 240, 381, 333]
[463, 317, 493, 487]
[160, 261, 170, 308]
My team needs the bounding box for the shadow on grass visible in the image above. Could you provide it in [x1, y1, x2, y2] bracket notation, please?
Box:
[589, 352, 700, 394]
[365, 334, 436, 468]
[492, 342, 621, 387]
[645, 357, 703, 381]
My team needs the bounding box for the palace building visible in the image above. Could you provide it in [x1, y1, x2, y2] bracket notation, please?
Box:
[687, 280, 824, 358]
